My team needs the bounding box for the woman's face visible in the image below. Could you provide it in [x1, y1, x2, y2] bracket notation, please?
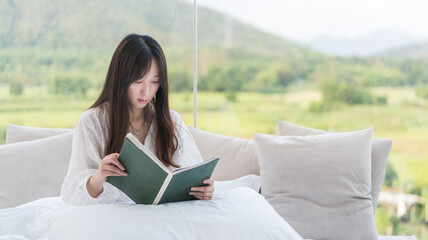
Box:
[127, 59, 160, 113]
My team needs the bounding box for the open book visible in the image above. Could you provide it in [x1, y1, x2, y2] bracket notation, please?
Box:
[107, 133, 219, 205]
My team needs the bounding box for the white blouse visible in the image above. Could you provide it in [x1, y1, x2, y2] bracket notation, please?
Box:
[60, 102, 203, 206]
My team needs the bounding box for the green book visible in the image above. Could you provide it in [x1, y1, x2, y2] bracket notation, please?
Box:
[107, 133, 219, 205]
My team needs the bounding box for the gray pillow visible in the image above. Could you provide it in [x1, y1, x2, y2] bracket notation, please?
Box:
[255, 129, 378, 240]
[188, 127, 259, 181]
[0, 132, 73, 209]
[277, 120, 392, 214]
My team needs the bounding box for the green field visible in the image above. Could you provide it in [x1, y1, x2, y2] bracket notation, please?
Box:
[1, 85, 427, 188]
[1, 85, 427, 238]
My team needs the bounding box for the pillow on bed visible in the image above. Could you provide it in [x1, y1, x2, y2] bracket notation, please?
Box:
[188, 127, 259, 180]
[0, 132, 73, 209]
[6, 124, 73, 144]
[214, 174, 261, 194]
[30, 188, 303, 240]
[254, 129, 377, 240]
[277, 120, 392, 214]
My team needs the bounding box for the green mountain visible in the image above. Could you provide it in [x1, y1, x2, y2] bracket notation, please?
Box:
[1, 0, 427, 94]
[0, 0, 314, 56]
[0, 0, 325, 92]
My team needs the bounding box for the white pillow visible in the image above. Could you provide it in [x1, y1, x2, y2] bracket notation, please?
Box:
[254, 129, 378, 240]
[188, 127, 259, 180]
[6, 124, 73, 144]
[277, 120, 392, 214]
[30, 188, 304, 240]
[378, 236, 418, 240]
[0, 132, 73, 209]
[214, 174, 261, 194]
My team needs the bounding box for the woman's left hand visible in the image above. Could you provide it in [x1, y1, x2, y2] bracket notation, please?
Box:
[189, 178, 215, 200]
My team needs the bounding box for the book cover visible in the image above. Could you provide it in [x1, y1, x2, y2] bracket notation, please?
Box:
[107, 133, 219, 205]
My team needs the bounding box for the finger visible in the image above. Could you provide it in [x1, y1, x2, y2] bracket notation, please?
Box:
[193, 195, 212, 200]
[190, 186, 214, 193]
[102, 169, 127, 177]
[203, 178, 214, 185]
[103, 170, 127, 177]
[190, 192, 213, 200]
[103, 165, 127, 176]
[103, 156, 126, 171]
[103, 153, 119, 160]
[111, 159, 126, 171]
[189, 191, 213, 198]
[106, 153, 119, 158]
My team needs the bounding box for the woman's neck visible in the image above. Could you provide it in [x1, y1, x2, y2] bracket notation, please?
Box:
[129, 107, 155, 124]
[129, 108, 144, 122]
[129, 108, 153, 144]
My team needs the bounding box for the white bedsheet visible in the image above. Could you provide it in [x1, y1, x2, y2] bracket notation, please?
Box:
[0, 178, 418, 240]
[0, 197, 67, 240]
[0, 183, 303, 240]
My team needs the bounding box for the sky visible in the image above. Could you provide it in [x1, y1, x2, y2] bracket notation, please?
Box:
[188, 0, 428, 43]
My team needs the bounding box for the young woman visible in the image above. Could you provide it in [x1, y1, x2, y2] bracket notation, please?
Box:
[61, 34, 214, 205]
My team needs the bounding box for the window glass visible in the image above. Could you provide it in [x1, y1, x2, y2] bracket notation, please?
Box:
[196, 0, 428, 237]
[0, 0, 194, 141]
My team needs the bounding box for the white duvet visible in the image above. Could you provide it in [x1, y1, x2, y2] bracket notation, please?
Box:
[0, 182, 303, 240]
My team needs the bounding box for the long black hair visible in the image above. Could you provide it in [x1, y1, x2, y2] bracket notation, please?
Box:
[91, 34, 179, 167]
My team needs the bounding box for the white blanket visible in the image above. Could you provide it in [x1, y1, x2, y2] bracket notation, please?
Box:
[0, 185, 303, 240]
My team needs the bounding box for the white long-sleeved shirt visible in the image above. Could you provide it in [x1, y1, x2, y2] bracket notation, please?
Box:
[60, 102, 203, 206]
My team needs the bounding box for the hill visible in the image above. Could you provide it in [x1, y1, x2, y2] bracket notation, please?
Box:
[0, 0, 427, 93]
[379, 41, 428, 59]
[0, 0, 326, 92]
[0, 0, 315, 57]
[308, 30, 422, 57]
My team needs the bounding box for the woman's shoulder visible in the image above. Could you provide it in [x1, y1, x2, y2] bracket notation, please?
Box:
[169, 109, 184, 124]
[77, 102, 109, 127]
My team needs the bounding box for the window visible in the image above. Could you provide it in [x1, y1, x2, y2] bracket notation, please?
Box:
[1, 0, 427, 237]
[0, 0, 193, 137]
[195, 0, 428, 237]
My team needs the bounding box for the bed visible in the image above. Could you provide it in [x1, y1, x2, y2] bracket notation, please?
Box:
[0, 123, 418, 240]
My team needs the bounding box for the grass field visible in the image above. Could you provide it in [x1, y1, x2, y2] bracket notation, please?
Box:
[1, 85, 427, 238]
[1, 85, 427, 187]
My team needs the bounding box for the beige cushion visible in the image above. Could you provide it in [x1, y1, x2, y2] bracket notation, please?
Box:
[277, 120, 392, 214]
[0, 132, 73, 209]
[188, 127, 259, 181]
[6, 124, 73, 144]
[254, 129, 377, 240]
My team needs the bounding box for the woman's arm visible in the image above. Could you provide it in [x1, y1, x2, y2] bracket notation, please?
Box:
[60, 109, 126, 205]
[87, 153, 127, 198]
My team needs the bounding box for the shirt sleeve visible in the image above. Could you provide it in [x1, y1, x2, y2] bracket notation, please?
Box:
[60, 109, 121, 206]
[171, 111, 203, 168]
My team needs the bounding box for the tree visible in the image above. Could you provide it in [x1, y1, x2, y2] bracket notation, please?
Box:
[384, 163, 398, 187]
[169, 71, 192, 92]
[319, 78, 373, 105]
[9, 81, 24, 95]
[52, 75, 90, 96]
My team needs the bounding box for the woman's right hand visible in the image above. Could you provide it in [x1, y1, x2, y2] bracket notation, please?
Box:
[87, 153, 128, 198]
